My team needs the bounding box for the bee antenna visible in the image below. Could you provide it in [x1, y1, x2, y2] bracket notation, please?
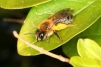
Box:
[24, 33, 34, 35]
[32, 40, 37, 44]
[31, 22, 37, 29]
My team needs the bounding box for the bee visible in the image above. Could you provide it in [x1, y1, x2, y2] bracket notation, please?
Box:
[35, 8, 74, 41]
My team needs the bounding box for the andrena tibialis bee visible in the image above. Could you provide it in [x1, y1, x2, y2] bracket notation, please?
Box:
[35, 8, 74, 41]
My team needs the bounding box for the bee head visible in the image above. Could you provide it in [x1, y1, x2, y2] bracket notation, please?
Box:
[35, 29, 47, 41]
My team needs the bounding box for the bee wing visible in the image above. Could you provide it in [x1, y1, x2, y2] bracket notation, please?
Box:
[49, 8, 74, 25]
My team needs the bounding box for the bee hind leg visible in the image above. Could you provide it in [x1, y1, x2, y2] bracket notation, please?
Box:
[66, 24, 75, 28]
[54, 31, 62, 41]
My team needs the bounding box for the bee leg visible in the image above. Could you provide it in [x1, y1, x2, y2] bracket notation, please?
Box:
[32, 40, 37, 44]
[45, 34, 50, 43]
[54, 31, 62, 41]
[36, 36, 39, 42]
[66, 24, 75, 28]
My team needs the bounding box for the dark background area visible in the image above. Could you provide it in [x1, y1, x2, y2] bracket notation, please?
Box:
[0, 8, 72, 67]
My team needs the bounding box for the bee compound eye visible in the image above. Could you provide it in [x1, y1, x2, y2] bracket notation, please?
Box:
[40, 33, 44, 37]
[35, 29, 45, 41]
[39, 32, 45, 40]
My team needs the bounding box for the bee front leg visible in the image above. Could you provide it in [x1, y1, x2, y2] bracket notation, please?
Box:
[45, 34, 50, 43]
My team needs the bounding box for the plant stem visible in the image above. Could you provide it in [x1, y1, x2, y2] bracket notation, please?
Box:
[3, 18, 24, 24]
[13, 30, 70, 63]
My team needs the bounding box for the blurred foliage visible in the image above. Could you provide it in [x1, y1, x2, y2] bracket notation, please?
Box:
[70, 39, 101, 67]
[0, 0, 50, 9]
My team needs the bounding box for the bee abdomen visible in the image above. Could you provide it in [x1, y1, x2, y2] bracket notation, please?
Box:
[50, 8, 74, 25]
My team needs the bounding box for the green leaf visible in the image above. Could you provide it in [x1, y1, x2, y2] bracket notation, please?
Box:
[70, 56, 101, 67]
[0, 0, 50, 9]
[62, 14, 101, 57]
[78, 38, 101, 61]
[62, 1, 101, 57]
[18, 0, 99, 56]
[78, 17, 101, 47]
[62, 38, 79, 57]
